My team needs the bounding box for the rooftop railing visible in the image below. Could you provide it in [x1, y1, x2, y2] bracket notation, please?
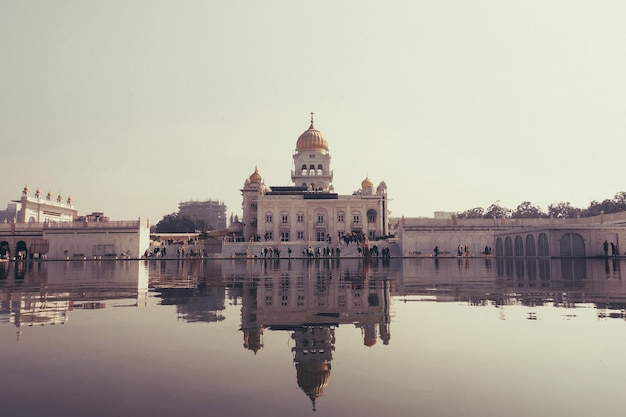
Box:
[0, 220, 142, 231]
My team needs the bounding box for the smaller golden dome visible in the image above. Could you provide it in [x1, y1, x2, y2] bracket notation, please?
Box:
[361, 177, 374, 189]
[249, 166, 262, 184]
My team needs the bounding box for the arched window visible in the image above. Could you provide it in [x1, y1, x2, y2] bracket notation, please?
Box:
[538, 233, 549, 256]
[495, 238, 504, 257]
[317, 164, 323, 175]
[505, 237, 513, 257]
[525, 235, 536, 257]
[309, 164, 315, 175]
[367, 209, 377, 223]
[301, 164, 307, 175]
[514, 236, 524, 257]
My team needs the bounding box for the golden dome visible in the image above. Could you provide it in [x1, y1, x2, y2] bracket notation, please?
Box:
[249, 166, 262, 183]
[361, 177, 374, 189]
[296, 114, 328, 152]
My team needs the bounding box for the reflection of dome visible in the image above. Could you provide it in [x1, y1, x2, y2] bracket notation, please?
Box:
[249, 166, 262, 183]
[361, 177, 374, 189]
[296, 362, 331, 411]
[364, 335, 377, 347]
[243, 329, 263, 354]
[296, 115, 328, 152]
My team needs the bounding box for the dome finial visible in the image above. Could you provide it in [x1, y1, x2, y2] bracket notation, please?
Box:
[310, 112, 314, 128]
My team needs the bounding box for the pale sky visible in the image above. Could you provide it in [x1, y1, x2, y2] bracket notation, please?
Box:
[2, 1, 626, 224]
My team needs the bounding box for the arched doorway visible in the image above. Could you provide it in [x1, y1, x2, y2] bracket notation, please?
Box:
[16, 241, 27, 260]
[559, 233, 585, 257]
[0, 241, 10, 259]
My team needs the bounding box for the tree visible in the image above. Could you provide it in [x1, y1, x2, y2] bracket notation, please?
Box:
[155, 213, 210, 233]
[613, 191, 626, 212]
[547, 201, 581, 218]
[457, 207, 485, 219]
[483, 202, 512, 219]
[583, 199, 615, 217]
[512, 201, 546, 218]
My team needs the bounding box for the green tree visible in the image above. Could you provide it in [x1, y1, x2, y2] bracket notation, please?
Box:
[483, 202, 512, 219]
[155, 213, 210, 233]
[583, 199, 614, 217]
[457, 207, 485, 219]
[512, 201, 546, 218]
[547, 201, 581, 218]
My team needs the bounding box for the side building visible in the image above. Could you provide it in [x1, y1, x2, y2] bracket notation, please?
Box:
[0, 186, 150, 260]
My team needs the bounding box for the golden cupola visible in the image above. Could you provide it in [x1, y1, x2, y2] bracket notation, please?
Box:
[296, 114, 328, 152]
[249, 166, 262, 184]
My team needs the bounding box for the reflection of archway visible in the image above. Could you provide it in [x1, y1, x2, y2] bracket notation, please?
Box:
[514, 236, 524, 257]
[16, 241, 27, 260]
[0, 241, 10, 259]
[525, 235, 536, 257]
[560, 233, 585, 257]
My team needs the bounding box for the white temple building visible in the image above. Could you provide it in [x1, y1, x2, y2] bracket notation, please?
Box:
[223, 114, 389, 257]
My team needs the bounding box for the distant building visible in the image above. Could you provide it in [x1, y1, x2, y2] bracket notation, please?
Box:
[0, 203, 19, 223]
[76, 212, 110, 222]
[433, 211, 456, 220]
[178, 200, 227, 230]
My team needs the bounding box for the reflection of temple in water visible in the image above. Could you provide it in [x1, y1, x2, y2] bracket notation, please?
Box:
[147, 259, 226, 323]
[0, 260, 148, 334]
[399, 258, 626, 315]
[224, 258, 392, 410]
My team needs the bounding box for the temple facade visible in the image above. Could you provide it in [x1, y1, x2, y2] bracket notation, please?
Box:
[235, 115, 389, 251]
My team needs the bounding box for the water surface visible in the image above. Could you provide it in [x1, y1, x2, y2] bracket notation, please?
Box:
[1, 257, 625, 417]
